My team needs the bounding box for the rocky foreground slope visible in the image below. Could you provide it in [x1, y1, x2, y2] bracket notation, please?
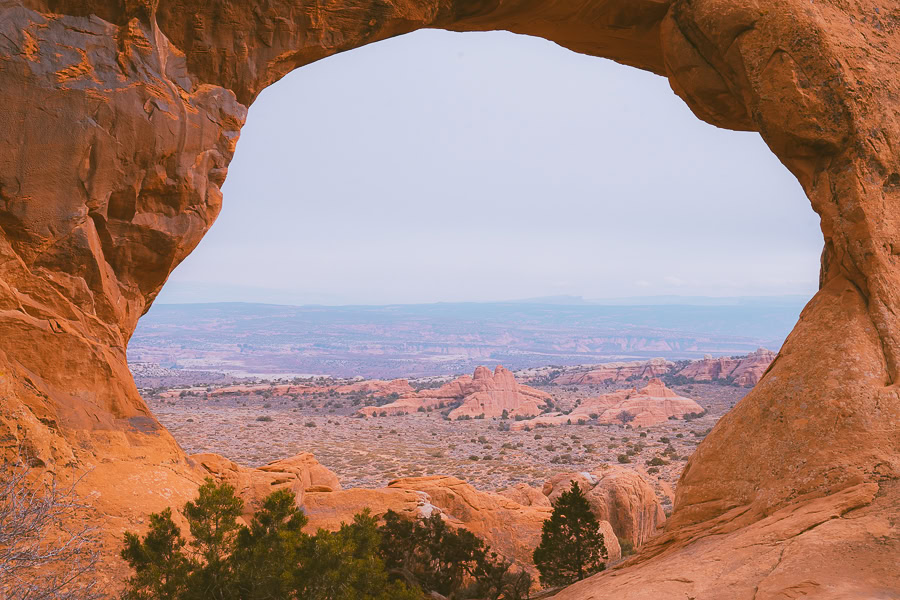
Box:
[188, 452, 659, 570]
[1, 0, 899, 597]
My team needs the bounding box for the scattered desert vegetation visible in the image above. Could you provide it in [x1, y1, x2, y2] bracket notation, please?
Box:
[143, 369, 745, 514]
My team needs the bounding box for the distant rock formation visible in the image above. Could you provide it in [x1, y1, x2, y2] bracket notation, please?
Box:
[513, 379, 703, 429]
[552, 350, 775, 388]
[205, 378, 414, 398]
[553, 358, 674, 385]
[542, 466, 666, 548]
[334, 379, 416, 396]
[674, 348, 776, 387]
[358, 366, 550, 419]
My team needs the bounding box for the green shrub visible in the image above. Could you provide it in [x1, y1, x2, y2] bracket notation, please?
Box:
[533, 482, 606, 586]
[122, 480, 419, 600]
[379, 510, 531, 599]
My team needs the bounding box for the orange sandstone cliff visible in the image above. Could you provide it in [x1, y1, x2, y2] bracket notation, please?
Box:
[1, 0, 898, 597]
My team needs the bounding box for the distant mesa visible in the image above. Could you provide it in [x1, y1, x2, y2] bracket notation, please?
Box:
[673, 347, 776, 387]
[513, 378, 703, 429]
[552, 348, 775, 388]
[203, 378, 414, 399]
[552, 357, 674, 385]
[357, 365, 550, 419]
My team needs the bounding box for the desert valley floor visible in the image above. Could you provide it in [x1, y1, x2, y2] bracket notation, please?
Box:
[139, 362, 753, 515]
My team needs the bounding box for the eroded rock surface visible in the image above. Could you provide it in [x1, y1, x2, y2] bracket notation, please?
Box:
[191, 452, 342, 518]
[302, 475, 552, 570]
[1, 0, 899, 596]
[542, 466, 666, 547]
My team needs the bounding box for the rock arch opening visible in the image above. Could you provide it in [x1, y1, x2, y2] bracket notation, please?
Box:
[134, 31, 821, 484]
[156, 29, 819, 308]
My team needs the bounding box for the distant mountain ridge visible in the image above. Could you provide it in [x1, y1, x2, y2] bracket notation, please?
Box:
[511, 294, 810, 307]
[130, 299, 804, 378]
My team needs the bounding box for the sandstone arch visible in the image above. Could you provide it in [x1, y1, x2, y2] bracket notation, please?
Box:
[0, 0, 897, 597]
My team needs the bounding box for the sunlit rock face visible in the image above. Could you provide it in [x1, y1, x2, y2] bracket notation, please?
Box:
[1, 0, 899, 596]
[543, 466, 666, 548]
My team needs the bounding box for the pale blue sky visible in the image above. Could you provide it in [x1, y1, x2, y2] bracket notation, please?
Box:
[158, 30, 822, 306]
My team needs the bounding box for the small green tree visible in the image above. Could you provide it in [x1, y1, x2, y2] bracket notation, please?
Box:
[470, 551, 532, 600]
[123, 482, 421, 600]
[182, 479, 244, 599]
[532, 481, 606, 587]
[378, 510, 529, 599]
[295, 510, 419, 600]
[379, 511, 487, 597]
[122, 508, 190, 600]
[231, 488, 307, 599]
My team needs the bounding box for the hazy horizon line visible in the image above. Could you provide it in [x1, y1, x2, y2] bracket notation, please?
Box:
[150, 293, 812, 309]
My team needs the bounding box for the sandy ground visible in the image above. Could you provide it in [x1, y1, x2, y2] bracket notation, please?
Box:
[146, 379, 747, 512]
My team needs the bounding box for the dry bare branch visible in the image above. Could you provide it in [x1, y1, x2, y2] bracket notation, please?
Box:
[0, 452, 105, 599]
